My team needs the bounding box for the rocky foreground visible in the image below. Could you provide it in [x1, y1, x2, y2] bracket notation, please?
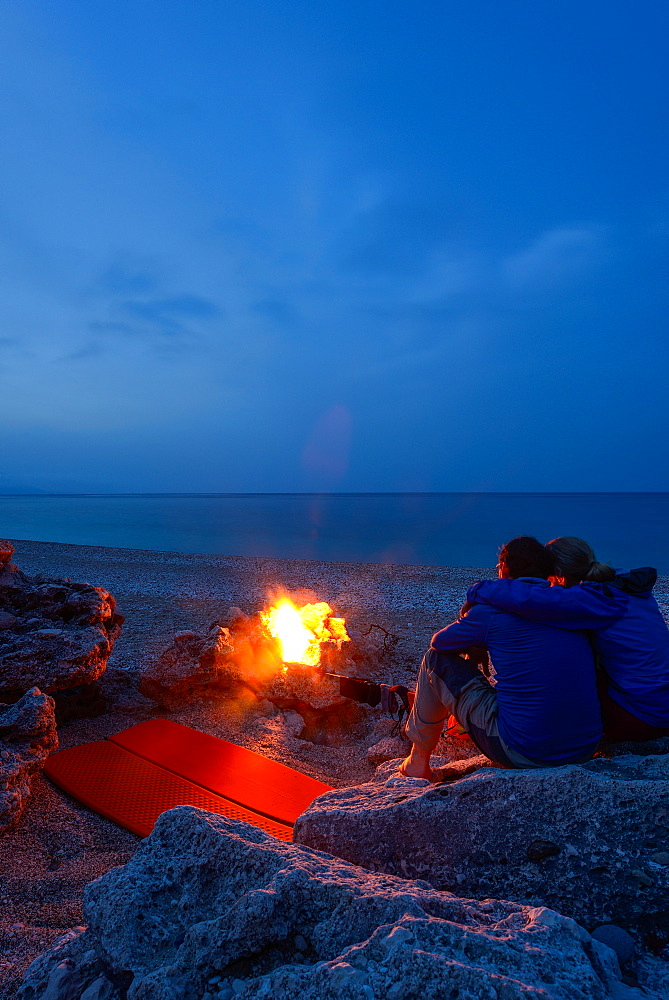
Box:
[295, 755, 669, 928]
[17, 807, 637, 1000]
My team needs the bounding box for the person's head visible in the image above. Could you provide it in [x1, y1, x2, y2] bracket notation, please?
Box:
[497, 536, 554, 580]
[545, 536, 615, 587]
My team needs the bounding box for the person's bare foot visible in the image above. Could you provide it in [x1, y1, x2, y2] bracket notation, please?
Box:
[399, 746, 434, 780]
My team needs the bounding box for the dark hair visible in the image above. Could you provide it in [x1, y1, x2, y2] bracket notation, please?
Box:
[545, 536, 615, 584]
[498, 536, 555, 580]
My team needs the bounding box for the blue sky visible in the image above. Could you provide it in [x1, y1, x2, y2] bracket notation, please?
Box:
[0, 0, 667, 492]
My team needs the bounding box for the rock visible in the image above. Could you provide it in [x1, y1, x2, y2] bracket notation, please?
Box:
[367, 735, 407, 764]
[628, 868, 654, 887]
[19, 932, 121, 1000]
[0, 687, 58, 834]
[650, 851, 669, 866]
[527, 840, 560, 862]
[80, 976, 114, 1000]
[138, 624, 237, 710]
[0, 539, 16, 566]
[18, 806, 646, 1000]
[294, 754, 669, 927]
[0, 611, 18, 629]
[255, 662, 348, 711]
[0, 542, 123, 699]
[591, 924, 635, 965]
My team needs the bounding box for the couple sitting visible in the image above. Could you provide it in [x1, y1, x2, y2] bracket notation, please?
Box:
[401, 535, 669, 780]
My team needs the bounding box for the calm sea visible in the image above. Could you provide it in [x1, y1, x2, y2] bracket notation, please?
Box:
[1, 493, 668, 571]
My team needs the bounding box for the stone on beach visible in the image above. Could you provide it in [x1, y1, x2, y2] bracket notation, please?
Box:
[294, 754, 669, 927]
[0, 542, 123, 700]
[0, 687, 58, 834]
[138, 623, 236, 710]
[366, 733, 408, 764]
[17, 806, 641, 1000]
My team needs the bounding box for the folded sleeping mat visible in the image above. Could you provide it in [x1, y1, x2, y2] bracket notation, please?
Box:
[43, 718, 332, 842]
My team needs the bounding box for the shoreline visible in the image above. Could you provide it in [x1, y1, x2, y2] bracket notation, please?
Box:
[7, 537, 504, 676]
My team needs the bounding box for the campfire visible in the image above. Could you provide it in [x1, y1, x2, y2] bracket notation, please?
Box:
[260, 598, 350, 669]
[139, 591, 409, 747]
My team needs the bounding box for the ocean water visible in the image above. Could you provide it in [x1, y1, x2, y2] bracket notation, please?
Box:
[1, 493, 668, 572]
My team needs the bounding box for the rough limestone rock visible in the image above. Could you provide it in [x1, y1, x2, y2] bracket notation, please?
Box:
[18, 806, 645, 1000]
[0, 686, 58, 833]
[0, 541, 123, 699]
[294, 754, 669, 928]
[366, 734, 408, 764]
[591, 925, 635, 965]
[255, 662, 348, 710]
[138, 624, 236, 710]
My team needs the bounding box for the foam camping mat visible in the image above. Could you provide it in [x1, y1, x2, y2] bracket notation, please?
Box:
[43, 719, 333, 842]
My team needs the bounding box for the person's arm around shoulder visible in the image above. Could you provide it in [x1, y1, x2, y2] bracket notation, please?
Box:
[465, 578, 628, 630]
[431, 602, 491, 651]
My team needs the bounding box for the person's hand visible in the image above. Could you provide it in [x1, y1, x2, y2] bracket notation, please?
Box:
[464, 645, 489, 669]
[460, 600, 473, 617]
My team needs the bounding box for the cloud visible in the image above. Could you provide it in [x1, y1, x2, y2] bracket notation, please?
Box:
[98, 263, 158, 296]
[60, 343, 105, 362]
[88, 321, 138, 337]
[337, 200, 458, 277]
[0, 336, 22, 350]
[501, 226, 604, 291]
[122, 295, 220, 331]
[80, 294, 223, 353]
[76, 295, 222, 361]
[408, 249, 484, 304]
[251, 298, 295, 326]
[0, 336, 32, 367]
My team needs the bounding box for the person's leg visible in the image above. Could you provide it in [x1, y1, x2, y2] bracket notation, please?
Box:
[452, 679, 518, 767]
[402, 648, 490, 778]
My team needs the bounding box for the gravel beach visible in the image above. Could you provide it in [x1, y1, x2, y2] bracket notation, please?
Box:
[2, 538, 668, 998]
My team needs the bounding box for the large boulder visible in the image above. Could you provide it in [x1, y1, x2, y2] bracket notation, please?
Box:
[294, 755, 669, 928]
[0, 542, 123, 699]
[0, 686, 58, 833]
[18, 806, 643, 1000]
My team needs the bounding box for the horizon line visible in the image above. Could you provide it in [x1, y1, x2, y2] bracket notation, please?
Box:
[1, 491, 669, 498]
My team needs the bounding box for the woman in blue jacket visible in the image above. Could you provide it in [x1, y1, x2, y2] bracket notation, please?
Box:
[467, 536, 669, 741]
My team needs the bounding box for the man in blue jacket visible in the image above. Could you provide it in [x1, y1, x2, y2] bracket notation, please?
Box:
[466, 554, 669, 740]
[401, 536, 605, 779]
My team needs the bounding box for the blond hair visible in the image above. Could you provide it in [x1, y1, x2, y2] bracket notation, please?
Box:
[545, 536, 615, 584]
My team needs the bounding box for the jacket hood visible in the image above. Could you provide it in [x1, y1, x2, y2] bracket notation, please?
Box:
[607, 566, 657, 596]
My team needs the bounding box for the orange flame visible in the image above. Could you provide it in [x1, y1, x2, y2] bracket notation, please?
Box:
[261, 598, 350, 666]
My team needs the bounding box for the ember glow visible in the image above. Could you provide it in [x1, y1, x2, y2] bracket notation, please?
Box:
[261, 598, 350, 666]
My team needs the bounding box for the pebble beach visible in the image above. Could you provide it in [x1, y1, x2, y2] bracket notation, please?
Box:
[2, 538, 669, 998]
[0, 538, 505, 998]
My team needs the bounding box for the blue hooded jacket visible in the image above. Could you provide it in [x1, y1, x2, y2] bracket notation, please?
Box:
[431, 579, 602, 764]
[467, 569, 669, 728]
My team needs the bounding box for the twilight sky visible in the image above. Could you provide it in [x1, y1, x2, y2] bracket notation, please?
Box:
[1, 0, 668, 493]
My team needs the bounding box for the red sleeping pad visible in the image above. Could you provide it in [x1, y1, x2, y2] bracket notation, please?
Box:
[43, 719, 332, 841]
